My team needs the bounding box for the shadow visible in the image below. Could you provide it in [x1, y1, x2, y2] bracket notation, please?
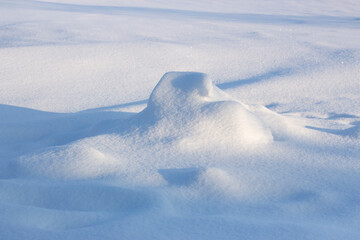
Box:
[0, 103, 138, 159]
[0, 180, 159, 230]
[306, 121, 360, 138]
[265, 102, 280, 109]
[80, 100, 147, 113]
[0, 104, 65, 123]
[284, 190, 318, 202]
[0, 180, 157, 212]
[5, 0, 360, 28]
[326, 113, 359, 120]
[158, 168, 203, 187]
[217, 68, 292, 90]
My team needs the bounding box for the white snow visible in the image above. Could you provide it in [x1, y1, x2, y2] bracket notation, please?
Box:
[1, 0, 360, 239]
[13, 71, 274, 180]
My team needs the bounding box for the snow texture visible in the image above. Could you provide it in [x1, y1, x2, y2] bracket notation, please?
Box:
[1, 0, 360, 239]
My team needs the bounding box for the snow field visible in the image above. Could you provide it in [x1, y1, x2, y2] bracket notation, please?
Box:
[1, 0, 360, 239]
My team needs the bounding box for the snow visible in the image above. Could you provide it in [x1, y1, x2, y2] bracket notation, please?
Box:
[1, 0, 360, 239]
[12, 71, 274, 180]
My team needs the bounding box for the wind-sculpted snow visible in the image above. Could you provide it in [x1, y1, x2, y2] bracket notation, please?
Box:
[1, 0, 360, 239]
[3, 71, 359, 239]
[139, 72, 273, 148]
[14, 72, 274, 180]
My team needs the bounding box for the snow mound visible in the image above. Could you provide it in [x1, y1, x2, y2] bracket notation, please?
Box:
[137, 72, 273, 149]
[13, 72, 274, 180]
[16, 143, 120, 179]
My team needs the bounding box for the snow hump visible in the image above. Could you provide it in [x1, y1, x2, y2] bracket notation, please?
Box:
[138, 72, 273, 149]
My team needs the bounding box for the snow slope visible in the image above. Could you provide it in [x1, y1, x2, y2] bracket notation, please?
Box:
[1, 0, 360, 239]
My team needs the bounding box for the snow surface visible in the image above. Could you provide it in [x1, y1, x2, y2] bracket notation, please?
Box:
[1, 0, 360, 239]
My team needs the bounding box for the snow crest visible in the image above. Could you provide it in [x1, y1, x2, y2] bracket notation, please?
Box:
[138, 71, 273, 149]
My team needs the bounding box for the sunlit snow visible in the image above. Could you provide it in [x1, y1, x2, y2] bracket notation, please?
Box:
[1, 0, 360, 239]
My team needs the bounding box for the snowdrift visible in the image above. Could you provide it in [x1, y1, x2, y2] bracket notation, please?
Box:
[137, 71, 273, 148]
[14, 72, 274, 180]
[2, 73, 359, 239]
[1, 0, 360, 238]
